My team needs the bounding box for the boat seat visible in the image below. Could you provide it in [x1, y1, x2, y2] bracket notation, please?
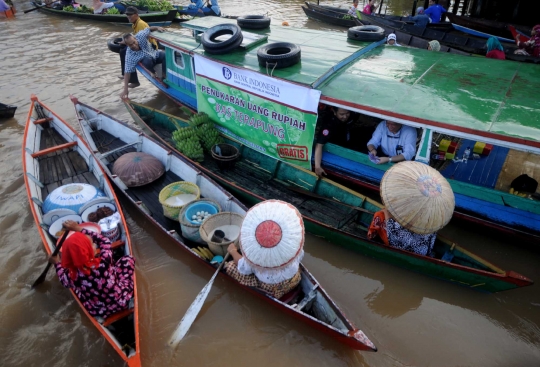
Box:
[279, 285, 302, 305]
[110, 239, 125, 250]
[101, 307, 134, 328]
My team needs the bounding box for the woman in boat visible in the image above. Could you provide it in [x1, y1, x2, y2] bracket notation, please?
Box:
[368, 208, 437, 256]
[486, 37, 506, 60]
[386, 33, 401, 46]
[427, 40, 440, 51]
[92, 0, 126, 14]
[348, 0, 358, 17]
[49, 220, 135, 319]
[514, 25, 540, 58]
[225, 200, 304, 299]
[362, 0, 376, 15]
[404, 6, 430, 28]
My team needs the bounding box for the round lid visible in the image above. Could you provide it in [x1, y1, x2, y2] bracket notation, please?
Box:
[240, 200, 304, 269]
[112, 152, 165, 187]
[380, 161, 455, 234]
[43, 183, 105, 214]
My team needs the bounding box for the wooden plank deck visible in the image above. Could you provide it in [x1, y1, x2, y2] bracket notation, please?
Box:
[38, 127, 92, 198]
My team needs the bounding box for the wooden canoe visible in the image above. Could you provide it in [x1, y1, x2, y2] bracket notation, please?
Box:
[31, 2, 177, 23]
[445, 13, 531, 40]
[122, 100, 533, 293]
[71, 97, 378, 352]
[301, 5, 357, 28]
[22, 95, 141, 367]
[0, 102, 17, 119]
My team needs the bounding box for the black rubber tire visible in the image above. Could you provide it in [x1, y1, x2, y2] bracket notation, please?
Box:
[257, 42, 301, 69]
[237, 15, 271, 29]
[204, 35, 244, 55]
[107, 37, 123, 54]
[202, 24, 243, 50]
[347, 25, 385, 41]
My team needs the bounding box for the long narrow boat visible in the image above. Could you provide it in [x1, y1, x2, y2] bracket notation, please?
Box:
[71, 97, 377, 351]
[122, 100, 532, 293]
[31, 1, 178, 23]
[301, 5, 357, 28]
[0, 102, 17, 119]
[22, 95, 141, 367]
[130, 16, 540, 240]
[445, 13, 531, 40]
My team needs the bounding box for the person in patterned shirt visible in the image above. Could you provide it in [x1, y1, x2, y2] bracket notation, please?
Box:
[120, 26, 166, 99]
[48, 220, 135, 319]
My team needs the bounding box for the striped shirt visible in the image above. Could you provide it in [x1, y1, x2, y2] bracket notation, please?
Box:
[124, 27, 158, 74]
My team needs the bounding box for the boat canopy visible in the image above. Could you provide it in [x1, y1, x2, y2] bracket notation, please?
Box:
[155, 17, 540, 153]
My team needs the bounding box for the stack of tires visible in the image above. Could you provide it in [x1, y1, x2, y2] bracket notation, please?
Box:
[347, 25, 385, 42]
[201, 24, 244, 55]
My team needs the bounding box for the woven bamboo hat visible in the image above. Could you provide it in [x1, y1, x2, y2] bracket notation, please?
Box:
[240, 200, 304, 269]
[380, 161, 455, 234]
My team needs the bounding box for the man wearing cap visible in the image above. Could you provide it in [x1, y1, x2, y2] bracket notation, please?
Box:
[367, 121, 418, 164]
[404, 6, 430, 27]
[117, 7, 158, 89]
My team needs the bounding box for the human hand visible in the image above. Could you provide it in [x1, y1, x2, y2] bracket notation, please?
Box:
[157, 27, 165, 32]
[377, 157, 390, 165]
[120, 89, 129, 99]
[227, 243, 238, 254]
[62, 219, 82, 232]
[48, 255, 60, 265]
[315, 166, 326, 177]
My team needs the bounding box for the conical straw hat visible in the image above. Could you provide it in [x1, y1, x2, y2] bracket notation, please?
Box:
[240, 200, 304, 269]
[380, 162, 455, 234]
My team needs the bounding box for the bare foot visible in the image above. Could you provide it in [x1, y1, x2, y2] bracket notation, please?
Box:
[128, 83, 140, 89]
[117, 75, 124, 80]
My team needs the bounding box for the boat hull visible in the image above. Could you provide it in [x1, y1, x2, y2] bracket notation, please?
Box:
[0, 103, 17, 118]
[446, 13, 531, 40]
[22, 96, 141, 367]
[301, 5, 356, 28]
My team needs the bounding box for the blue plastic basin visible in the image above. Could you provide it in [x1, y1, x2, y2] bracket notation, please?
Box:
[185, 201, 219, 225]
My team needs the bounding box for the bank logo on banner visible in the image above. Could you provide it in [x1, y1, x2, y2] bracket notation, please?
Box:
[222, 67, 232, 80]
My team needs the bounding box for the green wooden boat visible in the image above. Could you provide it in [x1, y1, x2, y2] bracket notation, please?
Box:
[122, 100, 533, 293]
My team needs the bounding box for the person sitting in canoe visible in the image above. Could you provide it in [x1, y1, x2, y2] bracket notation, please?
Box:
[367, 121, 417, 165]
[404, 6, 431, 28]
[362, 0, 376, 15]
[225, 200, 304, 299]
[386, 33, 401, 46]
[92, 0, 126, 14]
[427, 40, 441, 51]
[48, 220, 135, 319]
[187, 0, 205, 15]
[204, 0, 221, 16]
[424, 0, 447, 24]
[120, 25, 167, 99]
[348, 0, 359, 17]
[486, 37, 506, 60]
[514, 25, 540, 57]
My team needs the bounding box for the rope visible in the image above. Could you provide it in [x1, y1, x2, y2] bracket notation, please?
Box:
[265, 61, 277, 77]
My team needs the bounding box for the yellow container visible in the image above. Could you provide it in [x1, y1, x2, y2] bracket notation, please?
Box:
[439, 139, 451, 152]
[473, 141, 486, 154]
[158, 181, 200, 220]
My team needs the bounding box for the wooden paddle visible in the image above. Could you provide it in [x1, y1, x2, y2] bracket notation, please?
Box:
[24, 1, 61, 14]
[274, 179, 374, 215]
[31, 230, 69, 288]
[168, 253, 231, 347]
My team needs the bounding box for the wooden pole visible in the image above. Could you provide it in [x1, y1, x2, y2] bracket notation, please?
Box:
[377, 0, 384, 14]
[412, 0, 418, 16]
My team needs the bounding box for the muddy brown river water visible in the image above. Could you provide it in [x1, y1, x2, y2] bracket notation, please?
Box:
[1, 1, 540, 366]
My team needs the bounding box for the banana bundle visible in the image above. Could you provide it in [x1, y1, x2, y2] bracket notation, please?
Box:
[196, 122, 223, 152]
[188, 112, 209, 127]
[192, 246, 214, 261]
[175, 135, 204, 162]
[509, 188, 529, 198]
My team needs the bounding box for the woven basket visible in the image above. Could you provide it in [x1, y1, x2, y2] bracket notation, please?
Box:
[158, 181, 200, 220]
[211, 143, 240, 170]
[179, 199, 222, 244]
[199, 212, 245, 257]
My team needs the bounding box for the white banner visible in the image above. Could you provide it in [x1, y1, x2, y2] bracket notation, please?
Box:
[194, 54, 321, 114]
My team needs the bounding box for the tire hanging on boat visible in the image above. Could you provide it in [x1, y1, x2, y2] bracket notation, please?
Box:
[107, 37, 123, 54]
[201, 24, 244, 50]
[257, 42, 301, 69]
[347, 25, 385, 42]
[237, 15, 271, 29]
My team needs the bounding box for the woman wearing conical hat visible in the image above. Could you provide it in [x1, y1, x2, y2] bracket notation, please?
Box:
[225, 200, 304, 299]
[367, 162, 455, 256]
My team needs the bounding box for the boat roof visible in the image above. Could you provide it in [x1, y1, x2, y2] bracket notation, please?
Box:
[155, 17, 540, 152]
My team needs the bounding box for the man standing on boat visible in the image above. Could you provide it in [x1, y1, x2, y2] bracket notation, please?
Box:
[366, 121, 417, 165]
[120, 25, 167, 99]
[424, 0, 447, 24]
[117, 7, 158, 89]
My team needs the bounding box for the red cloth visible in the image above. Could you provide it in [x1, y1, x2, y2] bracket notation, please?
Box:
[367, 210, 389, 246]
[61, 232, 101, 280]
[486, 50, 506, 60]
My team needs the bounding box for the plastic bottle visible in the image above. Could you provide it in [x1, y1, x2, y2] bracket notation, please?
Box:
[462, 147, 471, 162]
[431, 153, 446, 161]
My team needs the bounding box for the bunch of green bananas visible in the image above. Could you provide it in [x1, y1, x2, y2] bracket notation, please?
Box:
[172, 126, 197, 144]
[188, 112, 210, 127]
[196, 122, 223, 152]
[175, 136, 204, 162]
[193, 246, 214, 260]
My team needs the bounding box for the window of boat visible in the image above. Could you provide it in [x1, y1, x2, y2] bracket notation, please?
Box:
[174, 51, 185, 70]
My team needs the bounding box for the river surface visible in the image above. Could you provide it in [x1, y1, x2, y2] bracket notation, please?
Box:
[1, 1, 540, 366]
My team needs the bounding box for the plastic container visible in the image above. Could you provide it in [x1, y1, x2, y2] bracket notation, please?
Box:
[179, 199, 221, 244]
[462, 147, 471, 162]
[48, 214, 82, 238]
[185, 202, 219, 225]
[211, 143, 239, 170]
[158, 181, 200, 220]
